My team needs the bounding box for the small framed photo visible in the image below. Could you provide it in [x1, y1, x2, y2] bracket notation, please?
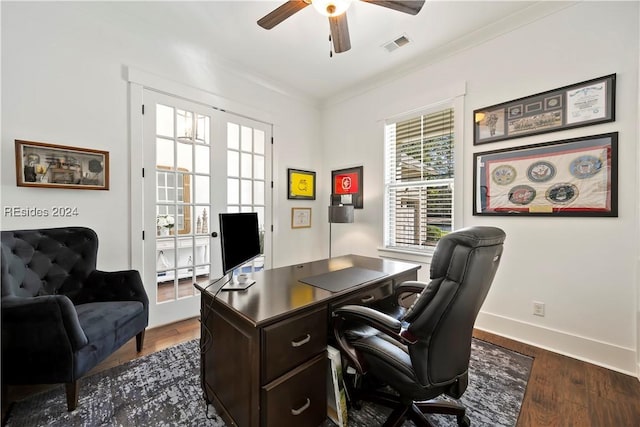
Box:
[291, 207, 312, 228]
[288, 168, 316, 200]
[15, 140, 109, 190]
[331, 166, 363, 209]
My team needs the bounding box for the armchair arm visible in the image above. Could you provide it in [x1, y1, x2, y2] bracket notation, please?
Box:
[80, 269, 149, 308]
[1, 295, 88, 352]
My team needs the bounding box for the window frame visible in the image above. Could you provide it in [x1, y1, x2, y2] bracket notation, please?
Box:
[382, 100, 459, 257]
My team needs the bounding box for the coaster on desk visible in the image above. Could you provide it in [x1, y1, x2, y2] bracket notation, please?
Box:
[299, 267, 388, 292]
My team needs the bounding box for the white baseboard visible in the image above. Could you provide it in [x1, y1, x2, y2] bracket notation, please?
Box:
[476, 311, 638, 378]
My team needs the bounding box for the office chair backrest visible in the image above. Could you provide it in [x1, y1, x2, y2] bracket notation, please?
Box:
[403, 226, 505, 388]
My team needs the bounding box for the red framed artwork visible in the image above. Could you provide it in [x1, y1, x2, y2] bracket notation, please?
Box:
[331, 166, 363, 209]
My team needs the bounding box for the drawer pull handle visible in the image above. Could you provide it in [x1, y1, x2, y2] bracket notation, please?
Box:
[291, 398, 311, 416]
[291, 334, 311, 347]
[361, 295, 375, 303]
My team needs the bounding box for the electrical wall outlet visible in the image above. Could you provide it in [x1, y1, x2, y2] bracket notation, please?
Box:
[533, 301, 545, 317]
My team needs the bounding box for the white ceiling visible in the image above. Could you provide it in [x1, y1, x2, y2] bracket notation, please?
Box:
[85, 1, 575, 103]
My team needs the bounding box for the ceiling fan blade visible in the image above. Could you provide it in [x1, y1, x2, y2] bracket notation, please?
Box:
[257, 1, 311, 30]
[361, 0, 425, 15]
[329, 13, 351, 53]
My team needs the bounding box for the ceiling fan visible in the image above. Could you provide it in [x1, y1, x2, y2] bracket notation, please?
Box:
[257, 1, 425, 54]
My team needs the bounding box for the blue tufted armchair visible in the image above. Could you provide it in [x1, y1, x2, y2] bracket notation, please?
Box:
[1, 227, 149, 411]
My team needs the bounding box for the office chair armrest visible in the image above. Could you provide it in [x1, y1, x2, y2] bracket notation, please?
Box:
[394, 280, 428, 301]
[332, 305, 415, 373]
[333, 305, 402, 336]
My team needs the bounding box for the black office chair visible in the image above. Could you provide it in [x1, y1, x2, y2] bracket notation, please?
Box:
[332, 226, 506, 427]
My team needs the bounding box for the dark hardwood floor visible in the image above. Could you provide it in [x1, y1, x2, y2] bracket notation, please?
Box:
[3, 318, 639, 426]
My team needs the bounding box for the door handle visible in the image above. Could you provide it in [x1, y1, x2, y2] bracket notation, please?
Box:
[211, 232, 218, 238]
[361, 295, 375, 303]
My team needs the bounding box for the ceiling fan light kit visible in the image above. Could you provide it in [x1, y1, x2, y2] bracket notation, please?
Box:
[257, 0, 425, 55]
[312, 0, 353, 17]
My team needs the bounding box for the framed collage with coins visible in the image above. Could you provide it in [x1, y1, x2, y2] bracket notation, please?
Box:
[473, 132, 617, 216]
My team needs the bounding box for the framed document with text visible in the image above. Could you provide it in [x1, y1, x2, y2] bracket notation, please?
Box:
[473, 74, 615, 145]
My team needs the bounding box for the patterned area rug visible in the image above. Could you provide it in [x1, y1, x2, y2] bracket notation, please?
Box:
[4, 338, 532, 427]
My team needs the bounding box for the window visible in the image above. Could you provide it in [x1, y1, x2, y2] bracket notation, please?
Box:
[384, 105, 454, 252]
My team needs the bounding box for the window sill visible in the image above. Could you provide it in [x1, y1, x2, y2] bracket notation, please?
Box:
[377, 247, 434, 264]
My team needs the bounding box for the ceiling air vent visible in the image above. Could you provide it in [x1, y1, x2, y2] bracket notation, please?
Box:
[382, 35, 411, 53]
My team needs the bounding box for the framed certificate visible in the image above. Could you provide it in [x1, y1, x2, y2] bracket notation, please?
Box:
[291, 207, 312, 228]
[473, 74, 615, 145]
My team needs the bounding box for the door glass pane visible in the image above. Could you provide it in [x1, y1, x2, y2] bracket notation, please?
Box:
[157, 205, 176, 237]
[177, 238, 194, 268]
[241, 179, 252, 204]
[196, 114, 210, 144]
[195, 207, 210, 235]
[195, 145, 210, 174]
[241, 153, 252, 178]
[156, 104, 174, 138]
[227, 123, 239, 149]
[156, 138, 174, 167]
[228, 151, 239, 177]
[254, 130, 265, 154]
[177, 109, 194, 140]
[241, 126, 252, 152]
[254, 155, 264, 180]
[177, 142, 193, 172]
[228, 178, 239, 205]
[254, 181, 265, 205]
[195, 175, 210, 204]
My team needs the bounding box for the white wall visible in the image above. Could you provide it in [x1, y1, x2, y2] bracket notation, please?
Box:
[1, 2, 326, 272]
[2, 1, 639, 376]
[322, 1, 639, 375]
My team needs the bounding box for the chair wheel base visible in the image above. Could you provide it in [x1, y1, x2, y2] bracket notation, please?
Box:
[457, 414, 470, 427]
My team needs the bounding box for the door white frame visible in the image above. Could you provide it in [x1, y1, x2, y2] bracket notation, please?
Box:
[127, 67, 274, 328]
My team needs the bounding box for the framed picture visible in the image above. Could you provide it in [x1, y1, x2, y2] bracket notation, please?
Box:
[288, 168, 316, 200]
[331, 166, 363, 209]
[291, 207, 312, 228]
[474, 74, 616, 145]
[15, 140, 109, 190]
[473, 132, 617, 216]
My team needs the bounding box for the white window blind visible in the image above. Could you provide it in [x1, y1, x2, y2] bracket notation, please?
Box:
[384, 107, 454, 251]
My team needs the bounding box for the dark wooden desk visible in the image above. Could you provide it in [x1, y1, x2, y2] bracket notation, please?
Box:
[196, 254, 420, 427]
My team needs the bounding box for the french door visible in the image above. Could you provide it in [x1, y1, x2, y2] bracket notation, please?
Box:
[142, 89, 271, 327]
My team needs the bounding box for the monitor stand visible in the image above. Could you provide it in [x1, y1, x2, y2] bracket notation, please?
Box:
[221, 274, 255, 291]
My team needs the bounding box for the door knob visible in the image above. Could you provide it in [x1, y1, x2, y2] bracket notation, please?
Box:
[211, 232, 218, 238]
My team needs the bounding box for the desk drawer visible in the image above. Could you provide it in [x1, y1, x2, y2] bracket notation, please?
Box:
[333, 279, 394, 308]
[262, 306, 327, 384]
[261, 353, 327, 427]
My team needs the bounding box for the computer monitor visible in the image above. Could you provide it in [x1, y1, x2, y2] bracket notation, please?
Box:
[219, 212, 261, 290]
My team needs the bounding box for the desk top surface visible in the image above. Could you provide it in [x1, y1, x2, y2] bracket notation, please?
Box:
[198, 254, 420, 326]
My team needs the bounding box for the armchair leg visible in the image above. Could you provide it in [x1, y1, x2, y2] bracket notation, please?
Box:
[136, 329, 146, 352]
[65, 381, 79, 411]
